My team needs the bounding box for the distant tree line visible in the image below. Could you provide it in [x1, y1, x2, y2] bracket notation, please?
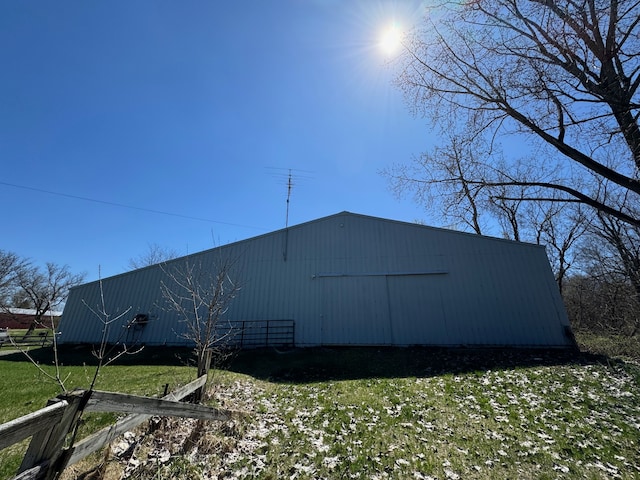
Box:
[0, 250, 85, 332]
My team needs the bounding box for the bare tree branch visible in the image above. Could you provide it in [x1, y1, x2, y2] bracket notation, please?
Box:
[161, 255, 241, 403]
[394, 0, 640, 225]
[15, 263, 85, 333]
[128, 243, 180, 270]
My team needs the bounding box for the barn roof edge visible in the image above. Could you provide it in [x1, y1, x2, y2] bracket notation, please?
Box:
[69, 211, 545, 290]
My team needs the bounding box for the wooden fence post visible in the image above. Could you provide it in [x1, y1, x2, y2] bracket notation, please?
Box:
[17, 390, 91, 480]
[2, 376, 236, 480]
[65, 375, 213, 467]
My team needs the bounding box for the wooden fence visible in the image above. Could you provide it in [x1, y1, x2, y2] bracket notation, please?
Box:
[0, 375, 234, 480]
[0, 331, 53, 349]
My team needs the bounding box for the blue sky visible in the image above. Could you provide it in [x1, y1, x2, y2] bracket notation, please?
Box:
[1, 1, 434, 281]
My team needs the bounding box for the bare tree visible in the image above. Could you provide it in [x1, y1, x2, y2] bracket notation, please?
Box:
[0, 254, 84, 333]
[384, 133, 588, 288]
[128, 243, 179, 270]
[560, 185, 640, 336]
[532, 203, 589, 294]
[384, 131, 571, 240]
[0, 252, 86, 390]
[161, 255, 241, 402]
[489, 184, 526, 241]
[395, 0, 640, 226]
[594, 211, 640, 333]
[0, 250, 30, 309]
[384, 133, 493, 234]
[568, 250, 639, 337]
[16, 263, 85, 334]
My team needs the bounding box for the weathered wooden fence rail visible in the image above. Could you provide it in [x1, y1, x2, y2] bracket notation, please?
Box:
[0, 375, 234, 480]
[0, 402, 69, 453]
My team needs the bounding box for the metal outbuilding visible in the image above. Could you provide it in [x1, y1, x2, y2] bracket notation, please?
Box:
[58, 212, 575, 348]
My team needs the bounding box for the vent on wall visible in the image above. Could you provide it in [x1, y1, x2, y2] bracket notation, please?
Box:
[132, 313, 149, 329]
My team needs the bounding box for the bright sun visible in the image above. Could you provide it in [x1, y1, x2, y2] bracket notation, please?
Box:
[379, 24, 402, 56]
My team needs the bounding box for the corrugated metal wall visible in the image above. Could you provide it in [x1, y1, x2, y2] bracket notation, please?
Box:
[59, 212, 573, 347]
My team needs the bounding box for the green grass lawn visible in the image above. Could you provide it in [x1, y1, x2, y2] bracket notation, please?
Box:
[3, 328, 50, 337]
[1, 340, 639, 480]
[212, 356, 640, 480]
[0, 346, 196, 480]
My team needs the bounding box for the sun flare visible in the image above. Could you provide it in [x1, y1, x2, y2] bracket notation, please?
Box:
[379, 24, 402, 56]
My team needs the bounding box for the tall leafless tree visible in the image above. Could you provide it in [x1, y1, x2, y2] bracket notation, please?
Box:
[533, 203, 589, 294]
[0, 250, 29, 309]
[393, 0, 640, 226]
[0, 253, 84, 333]
[489, 185, 526, 241]
[384, 133, 494, 233]
[385, 132, 589, 287]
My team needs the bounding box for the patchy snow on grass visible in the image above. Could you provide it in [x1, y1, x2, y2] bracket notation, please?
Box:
[94, 356, 640, 479]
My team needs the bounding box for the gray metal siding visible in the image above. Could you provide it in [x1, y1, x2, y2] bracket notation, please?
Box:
[59, 212, 572, 347]
[320, 276, 391, 345]
[388, 274, 449, 344]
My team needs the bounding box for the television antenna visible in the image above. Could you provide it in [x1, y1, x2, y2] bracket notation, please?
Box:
[265, 167, 314, 228]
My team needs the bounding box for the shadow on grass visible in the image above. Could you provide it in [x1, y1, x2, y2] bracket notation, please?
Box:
[0, 344, 197, 367]
[224, 346, 616, 383]
[1, 345, 618, 383]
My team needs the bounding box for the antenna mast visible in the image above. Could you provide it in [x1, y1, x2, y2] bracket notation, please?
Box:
[285, 169, 292, 228]
[265, 167, 314, 228]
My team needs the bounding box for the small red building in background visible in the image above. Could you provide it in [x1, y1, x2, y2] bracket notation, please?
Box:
[0, 308, 62, 329]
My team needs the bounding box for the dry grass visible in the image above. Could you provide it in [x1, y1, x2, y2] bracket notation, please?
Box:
[574, 329, 640, 362]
